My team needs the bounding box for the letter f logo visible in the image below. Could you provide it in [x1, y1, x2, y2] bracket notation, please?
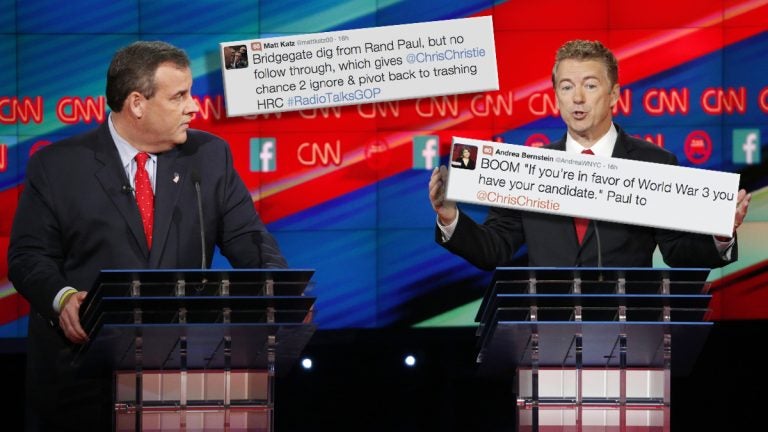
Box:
[732, 129, 760, 165]
[250, 138, 276, 172]
[413, 135, 439, 170]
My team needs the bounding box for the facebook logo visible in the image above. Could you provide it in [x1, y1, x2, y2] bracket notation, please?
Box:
[412, 135, 439, 170]
[250, 138, 276, 172]
[732, 129, 761, 165]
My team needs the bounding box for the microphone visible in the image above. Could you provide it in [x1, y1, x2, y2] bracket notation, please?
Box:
[121, 184, 134, 194]
[592, 220, 604, 281]
[190, 170, 206, 270]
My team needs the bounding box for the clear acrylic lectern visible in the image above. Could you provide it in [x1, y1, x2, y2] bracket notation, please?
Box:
[475, 267, 712, 432]
[74, 269, 316, 432]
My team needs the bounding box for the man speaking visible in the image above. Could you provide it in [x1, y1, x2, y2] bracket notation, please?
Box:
[8, 41, 286, 431]
[429, 40, 750, 270]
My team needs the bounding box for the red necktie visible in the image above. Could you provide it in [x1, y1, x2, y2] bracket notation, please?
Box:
[134, 152, 154, 249]
[574, 149, 594, 244]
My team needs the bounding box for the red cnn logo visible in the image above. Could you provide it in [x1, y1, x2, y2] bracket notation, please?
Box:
[0, 143, 7, 172]
[482, 145, 494, 155]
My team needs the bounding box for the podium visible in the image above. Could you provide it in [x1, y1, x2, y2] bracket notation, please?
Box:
[475, 268, 712, 432]
[74, 269, 316, 432]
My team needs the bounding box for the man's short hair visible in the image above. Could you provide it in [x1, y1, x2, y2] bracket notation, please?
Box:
[106, 41, 190, 112]
[551, 40, 618, 88]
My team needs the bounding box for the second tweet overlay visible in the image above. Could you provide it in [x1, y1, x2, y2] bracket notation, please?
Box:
[446, 137, 740, 237]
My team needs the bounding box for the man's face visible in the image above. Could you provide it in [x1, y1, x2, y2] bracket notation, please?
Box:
[141, 63, 199, 150]
[554, 59, 618, 145]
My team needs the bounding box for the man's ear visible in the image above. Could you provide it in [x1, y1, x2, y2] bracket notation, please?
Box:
[126, 91, 145, 119]
[609, 83, 620, 108]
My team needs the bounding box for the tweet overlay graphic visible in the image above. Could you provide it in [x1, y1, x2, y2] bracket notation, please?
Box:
[732, 129, 760, 165]
[250, 138, 277, 172]
[413, 135, 439, 170]
[445, 137, 740, 237]
[221, 16, 498, 116]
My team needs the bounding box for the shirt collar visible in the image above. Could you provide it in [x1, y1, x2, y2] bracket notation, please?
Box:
[108, 113, 156, 169]
[565, 123, 617, 157]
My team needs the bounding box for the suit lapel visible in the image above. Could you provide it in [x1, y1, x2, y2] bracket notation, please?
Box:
[92, 124, 150, 259]
[149, 148, 188, 267]
[549, 139, 567, 152]
[610, 126, 633, 160]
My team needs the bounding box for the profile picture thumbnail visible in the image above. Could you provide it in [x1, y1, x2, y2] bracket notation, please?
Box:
[450, 144, 477, 170]
[224, 45, 248, 70]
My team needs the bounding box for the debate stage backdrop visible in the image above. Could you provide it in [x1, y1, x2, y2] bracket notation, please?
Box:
[2, 0, 767, 339]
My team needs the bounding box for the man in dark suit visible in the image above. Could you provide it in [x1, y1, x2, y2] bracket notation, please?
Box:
[8, 41, 286, 431]
[429, 39, 751, 269]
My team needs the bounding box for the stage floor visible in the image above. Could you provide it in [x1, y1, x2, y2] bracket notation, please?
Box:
[2, 321, 766, 431]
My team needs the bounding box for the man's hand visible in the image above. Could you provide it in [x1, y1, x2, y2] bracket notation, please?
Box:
[59, 291, 89, 344]
[733, 189, 751, 231]
[716, 189, 751, 241]
[429, 166, 458, 226]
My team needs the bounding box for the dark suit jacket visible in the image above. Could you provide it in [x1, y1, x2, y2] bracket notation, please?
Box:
[438, 125, 736, 270]
[8, 123, 286, 430]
